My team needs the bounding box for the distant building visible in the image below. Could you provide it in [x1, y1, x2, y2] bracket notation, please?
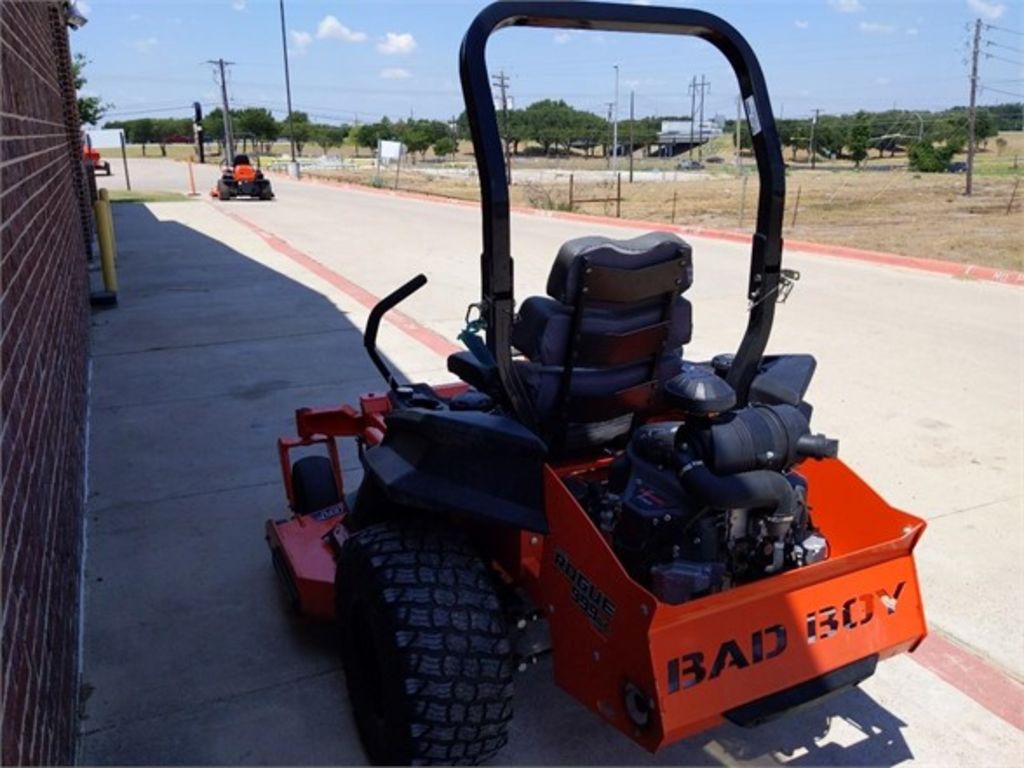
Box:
[657, 116, 724, 156]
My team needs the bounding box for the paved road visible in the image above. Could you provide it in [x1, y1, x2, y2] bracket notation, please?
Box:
[84, 159, 1023, 765]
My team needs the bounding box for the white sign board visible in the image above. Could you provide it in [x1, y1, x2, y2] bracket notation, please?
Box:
[84, 128, 124, 150]
[378, 140, 405, 164]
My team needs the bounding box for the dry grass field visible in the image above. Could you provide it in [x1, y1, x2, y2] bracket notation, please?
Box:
[307, 162, 1023, 270]
[123, 133, 1023, 270]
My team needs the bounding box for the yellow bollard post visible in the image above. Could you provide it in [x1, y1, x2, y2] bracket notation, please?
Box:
[94, 188, 118, 294]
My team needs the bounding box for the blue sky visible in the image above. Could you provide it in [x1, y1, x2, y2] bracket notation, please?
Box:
[72, 0, 1023, 126]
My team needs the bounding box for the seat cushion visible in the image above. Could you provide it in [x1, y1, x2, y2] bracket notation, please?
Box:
[511, 295, 692, 366]
[546, 232, 693, 305]
[516, 355, 684, 415]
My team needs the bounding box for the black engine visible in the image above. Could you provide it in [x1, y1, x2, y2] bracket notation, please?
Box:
[578, 356, 837, 605]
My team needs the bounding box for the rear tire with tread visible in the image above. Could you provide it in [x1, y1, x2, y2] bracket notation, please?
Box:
[336, 522, 514, 765]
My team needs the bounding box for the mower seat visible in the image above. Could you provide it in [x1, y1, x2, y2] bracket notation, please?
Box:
[511, 232, 693, 450]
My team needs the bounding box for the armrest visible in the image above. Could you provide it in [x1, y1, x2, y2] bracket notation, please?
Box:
[447, 351, 498, 393]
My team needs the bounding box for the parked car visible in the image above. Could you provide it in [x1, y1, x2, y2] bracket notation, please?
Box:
[947, 161, 968, 173]
[677, 158, 704, 170]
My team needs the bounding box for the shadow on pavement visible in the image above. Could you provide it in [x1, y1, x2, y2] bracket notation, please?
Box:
[80, 203, 912, 767]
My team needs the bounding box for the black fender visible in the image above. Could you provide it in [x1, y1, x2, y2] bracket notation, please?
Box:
[362, 408, 549, 533]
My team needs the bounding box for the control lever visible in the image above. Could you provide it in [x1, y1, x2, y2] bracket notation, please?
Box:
[364, 274, 427, 391]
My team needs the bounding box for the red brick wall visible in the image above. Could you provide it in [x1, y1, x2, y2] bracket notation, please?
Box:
[1, 2, 91, 765]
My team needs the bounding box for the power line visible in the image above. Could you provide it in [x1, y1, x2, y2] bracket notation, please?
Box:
[981, 85, 1024, 99]
[985, 40, 1024, 55]
[984, 23, 1024, 37]
[103, 104, 200, 118]
[984, 52, 1023, 66]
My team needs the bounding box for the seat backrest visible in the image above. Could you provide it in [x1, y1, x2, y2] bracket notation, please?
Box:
[511, 232, 693, 437]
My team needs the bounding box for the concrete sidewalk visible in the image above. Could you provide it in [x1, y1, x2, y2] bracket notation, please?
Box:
[79, 199, 1023, 766]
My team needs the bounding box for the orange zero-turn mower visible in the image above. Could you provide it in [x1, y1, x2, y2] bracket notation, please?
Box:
[83, 146, 111, 175]
[266, 2, 927, 764]
[211, 153, 273, 200]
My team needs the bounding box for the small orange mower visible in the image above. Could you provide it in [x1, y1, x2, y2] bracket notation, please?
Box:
[211, 153, 274, 200]
[83, 145, 111, 175]
[266, 2, 927, 764]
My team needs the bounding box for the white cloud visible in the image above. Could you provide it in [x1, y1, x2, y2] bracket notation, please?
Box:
[966, 0, 1005, 19]
[859, 21, 896, 33]
[829, 0, 864, 12]
[794, 19, 810, 29]
[380, 68, 411, 80]
[316, 15, 367, 42]
[554, 31, 571, 44]
[377, 32, 417, 55]
[130, 37, 158, 54]
[232, 0, 246, 10]
[906, 27, 919, 35]
[290, 30, 312, 52]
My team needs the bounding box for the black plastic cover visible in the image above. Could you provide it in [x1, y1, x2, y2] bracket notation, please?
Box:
[663, 363, 737, 415]
[364, 409, 549, 532]
[749, 354, 817, 407]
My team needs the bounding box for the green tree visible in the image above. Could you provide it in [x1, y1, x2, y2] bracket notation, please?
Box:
[236, 108, 279, 152]
[311, 124, 349, 155]
[432, 135, 456, 159]
[72, 53, 111, 126]
[908, 141, 959, 173]
[847, 112, 870, 167]
[202, 108, 227, 154]
[973, 110, 997, 148]
[283, 110, 311, 155]
[153, 117, 192, 156]
[400, 121, 432, 160]
[521, 99, 582, 155]
[570, 110, 607, 157]
[130, 118, 156, 156]
[355, 118, 398, 154]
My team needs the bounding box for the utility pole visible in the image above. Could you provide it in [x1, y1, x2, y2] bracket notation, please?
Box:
[278, 0, 299, 176]
[735, 95, 742, 173]
[491, 70, 511, 182]
[628, 89, 635, 183]
[208, 58, 235, 161]
[688, 76, 697, 161]
[606, 102, 614, 167]
[697, 75, 708, 160]
[612, 64, 620, 170]
[966, 17, 982, 196]
[809, 108, 819, 169]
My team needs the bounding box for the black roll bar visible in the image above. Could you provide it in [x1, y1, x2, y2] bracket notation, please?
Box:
[459, 2, 786, 425]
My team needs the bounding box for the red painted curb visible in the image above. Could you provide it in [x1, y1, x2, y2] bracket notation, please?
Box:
[208, 199, 1023, 733]
[912, 631, 1024, 731]
[213, 205, 459, 359]
[270, 169, 1024, 288]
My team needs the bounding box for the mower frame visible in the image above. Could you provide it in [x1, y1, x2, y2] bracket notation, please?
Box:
[266, 1, 927, 758]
